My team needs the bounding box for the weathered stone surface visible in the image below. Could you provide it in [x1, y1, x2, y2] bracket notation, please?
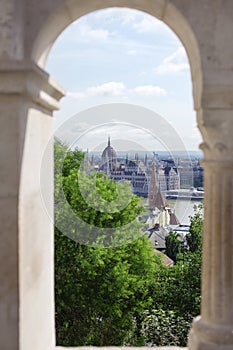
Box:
[0, 1, 233, 350]
[56, 348, 187, 350]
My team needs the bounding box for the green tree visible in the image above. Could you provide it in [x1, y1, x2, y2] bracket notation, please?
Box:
[140, 309, 192, 346]
[139, 249, 201, 347]
[54, 139, 163, 346]
[165, 231, 181, 263]
[186, 204, 203, 252]
[54, 139, 203, 347]
[142, 209, 203, 347]
[55, 139, 144, 246]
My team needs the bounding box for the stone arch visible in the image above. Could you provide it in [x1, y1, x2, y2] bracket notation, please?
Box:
[29, 0, 205, 348]
[2, 1, 233, 350]
[29, 1, 204, 349]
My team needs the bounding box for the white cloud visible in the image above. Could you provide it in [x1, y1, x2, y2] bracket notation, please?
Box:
[133, 17, 164, 33]
[121, 11, 138, 25]
[68, 83, 167, 99]
[127, 49, 137, 55]
[87, 82, 126, 96]
[70, 19, 110, 42]
[93, 8, 166, 33]
[93, 8, 138, 25]
[67, 91, 86, 99]
[133, 85, 167, 96]
[75, 123, 167, 151]
[68, 82, 126, 98]
[156, 47, 189, 74]
[79, 23, 109, 41]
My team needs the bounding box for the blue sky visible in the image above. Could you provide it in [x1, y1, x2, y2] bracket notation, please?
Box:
[46, 8, 202, 151]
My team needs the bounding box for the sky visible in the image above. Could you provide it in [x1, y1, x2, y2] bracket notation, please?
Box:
[46, 8, 202, 152]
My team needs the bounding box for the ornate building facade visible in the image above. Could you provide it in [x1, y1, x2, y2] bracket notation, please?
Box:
[98, 138, 180, 197]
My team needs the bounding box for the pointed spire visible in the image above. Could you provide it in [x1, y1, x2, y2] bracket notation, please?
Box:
[148, 161, 168, 209]
[145, 153, 148, 166]
[169, 211, 180, 225]
[155, 191, 168, 210]
[148, 161, 159, 208]
[108, 136, 110, 147]
[91, 153, 94, 166]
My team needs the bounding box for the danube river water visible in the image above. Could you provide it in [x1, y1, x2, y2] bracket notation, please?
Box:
[166, 199, 203, 225]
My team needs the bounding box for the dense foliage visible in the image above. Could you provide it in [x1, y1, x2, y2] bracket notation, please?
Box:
[54, 140, 162, 345]
[140, 309, 193, 346]
[186, 204, 203, 253]
[165, 231, 181, 263]
[54, 139, 203, 347]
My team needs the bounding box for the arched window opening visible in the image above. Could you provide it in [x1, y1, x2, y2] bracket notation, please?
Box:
[3, 2, 233, 350]
[43, 9, 202, 346]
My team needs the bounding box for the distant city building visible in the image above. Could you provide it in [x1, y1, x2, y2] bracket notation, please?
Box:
[179, 167, 194, 188]
[95, 137, 180, 197]
[193, 163, 204, 188]
[101, 136, 117, 172]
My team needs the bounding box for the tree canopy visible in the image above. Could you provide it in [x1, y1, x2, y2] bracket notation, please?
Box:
[165, 231, 181, 263]
[186, 204, 203, 253]
[54, 139, 162, 345]
[54, 139, 203, 347]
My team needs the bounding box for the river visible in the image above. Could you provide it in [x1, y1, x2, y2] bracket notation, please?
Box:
[166, 199, 203, 225]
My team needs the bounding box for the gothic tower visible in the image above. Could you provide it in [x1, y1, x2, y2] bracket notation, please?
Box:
[148, 161, 168, 209]
[101, 136, 117, 171]
[148, 162, 158, 208]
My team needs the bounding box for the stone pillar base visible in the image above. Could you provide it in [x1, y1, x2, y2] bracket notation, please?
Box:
[189, 316, 233, 350]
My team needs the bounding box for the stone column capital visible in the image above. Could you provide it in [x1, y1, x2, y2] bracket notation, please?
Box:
[0, 61, 65, 111]
[199, 142, 233, 166]
[196, 107, 233, 163]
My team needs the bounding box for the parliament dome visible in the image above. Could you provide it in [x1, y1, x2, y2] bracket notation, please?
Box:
[101, 137, 117, 161]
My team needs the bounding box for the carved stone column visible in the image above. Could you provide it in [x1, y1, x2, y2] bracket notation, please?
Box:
[189, 107, 233, 349]
[0, 61, 65, 350]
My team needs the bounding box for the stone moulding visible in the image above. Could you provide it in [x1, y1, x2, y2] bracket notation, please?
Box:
[0, 62, 65, 111]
